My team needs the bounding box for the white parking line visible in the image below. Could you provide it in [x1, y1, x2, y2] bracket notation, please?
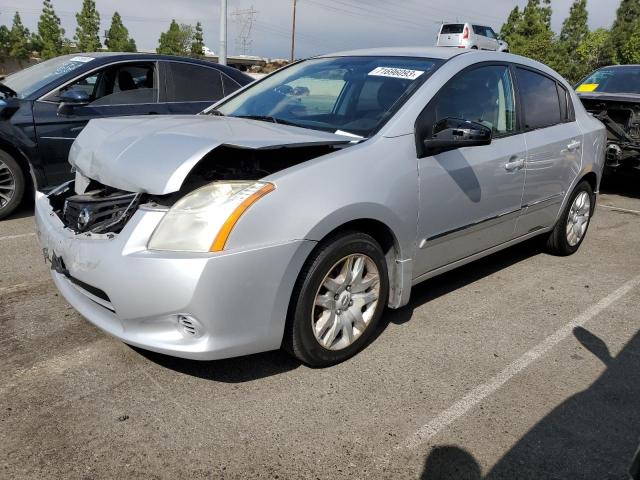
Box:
[0, 232, 36, 242]
[600, 204, 640, 215]
[402, 273, 640, 450]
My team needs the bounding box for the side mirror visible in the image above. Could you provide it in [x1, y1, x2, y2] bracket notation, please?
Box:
[421, 117, 492, 156]
[57, 89, 91, 116]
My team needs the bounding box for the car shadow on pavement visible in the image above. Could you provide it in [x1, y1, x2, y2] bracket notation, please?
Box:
[4, 203, 34, 221]
[132, 347, 301, 383]
[418, 327, 640, 479]
[600, 170, 640, 199]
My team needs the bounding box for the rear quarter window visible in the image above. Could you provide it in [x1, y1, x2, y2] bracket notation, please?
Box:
[516, 67, 562, 130]
[440, 24, 464, 34]
[167, 62, 224, 102]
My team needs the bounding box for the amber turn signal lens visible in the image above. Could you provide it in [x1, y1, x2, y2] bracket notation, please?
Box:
[210, 183, 275, 252]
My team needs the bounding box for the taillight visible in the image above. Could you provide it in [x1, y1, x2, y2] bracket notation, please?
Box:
[463, 25, 469, 40]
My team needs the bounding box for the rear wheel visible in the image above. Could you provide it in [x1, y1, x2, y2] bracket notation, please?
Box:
[0, 151, 24, 220]
[284, 231, 389, 367]
[545, 181, 594, 256]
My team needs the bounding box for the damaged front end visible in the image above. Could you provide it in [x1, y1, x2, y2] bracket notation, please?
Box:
[579, 94, 640, 172]
[49, 115, 356, 236]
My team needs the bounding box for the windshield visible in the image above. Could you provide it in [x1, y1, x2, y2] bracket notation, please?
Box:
[214, 56, 442, 137]
[577, 67, 640, 95]
[3, 55, 96, 99]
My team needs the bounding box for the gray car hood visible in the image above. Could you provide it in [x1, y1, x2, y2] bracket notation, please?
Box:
[69, 115, 355, 194]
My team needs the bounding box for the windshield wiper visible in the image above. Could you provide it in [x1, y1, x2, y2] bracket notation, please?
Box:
[235, 115, 300, 127]
[205, 109, 225, 116]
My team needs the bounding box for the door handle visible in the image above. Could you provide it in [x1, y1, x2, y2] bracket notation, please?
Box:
[505, 158, 525, 171]
[567, 140, 581, 151]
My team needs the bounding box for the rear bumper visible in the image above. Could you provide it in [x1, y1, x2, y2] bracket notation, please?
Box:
[35, 191, 315, 360]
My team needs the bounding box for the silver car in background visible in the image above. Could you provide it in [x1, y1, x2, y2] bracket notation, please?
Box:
[36, 48, 605, 367]
[437, 23, 509, 52]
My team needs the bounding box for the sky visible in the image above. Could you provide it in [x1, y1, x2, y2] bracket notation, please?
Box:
[0, 0, 622, 59]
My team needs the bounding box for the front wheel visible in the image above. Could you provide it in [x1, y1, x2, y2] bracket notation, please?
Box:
[545, 181, 595, 256]
[284, 232, 389, 367]
[0, 151, 25, 220]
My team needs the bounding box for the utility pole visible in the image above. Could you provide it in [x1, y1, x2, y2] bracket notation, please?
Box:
[219, 0, 228, 65]
[290, 0, 297, 62]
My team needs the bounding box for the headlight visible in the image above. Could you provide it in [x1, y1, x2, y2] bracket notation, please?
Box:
[148, 181, 274, 252]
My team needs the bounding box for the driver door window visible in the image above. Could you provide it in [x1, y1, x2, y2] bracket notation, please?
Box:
[47, 62, 158, 106]
[430, 65, 516, 137]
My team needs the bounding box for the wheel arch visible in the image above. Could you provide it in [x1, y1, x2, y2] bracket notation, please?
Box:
[303, 214, 412, 309]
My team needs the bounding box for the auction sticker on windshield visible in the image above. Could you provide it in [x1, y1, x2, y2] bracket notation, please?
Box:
[369, 67, 424, 80]
[577, 83, 599, 92]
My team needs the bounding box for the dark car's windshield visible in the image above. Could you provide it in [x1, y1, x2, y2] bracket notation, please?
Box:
[3, 55, 97, 99]
[214, 56, 442, 137]
[577, 66, 640, 95]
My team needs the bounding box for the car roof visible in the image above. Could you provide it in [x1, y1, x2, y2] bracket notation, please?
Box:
[317, 46, 467, 60]
[67, 52, 252, 80]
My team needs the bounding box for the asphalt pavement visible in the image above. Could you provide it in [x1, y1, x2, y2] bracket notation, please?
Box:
[1, 176, 639, 479]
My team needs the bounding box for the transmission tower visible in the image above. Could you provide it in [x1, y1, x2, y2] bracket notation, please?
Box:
[231, 6, 257, 55]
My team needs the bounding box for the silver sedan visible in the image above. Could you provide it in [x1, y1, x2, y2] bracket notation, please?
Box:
[35, 48, 606, 367]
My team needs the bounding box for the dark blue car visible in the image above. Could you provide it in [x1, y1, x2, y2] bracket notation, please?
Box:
[0, 52, 253, 218]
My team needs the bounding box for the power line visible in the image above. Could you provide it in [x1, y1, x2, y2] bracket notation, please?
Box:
[231, 6, 257, 55]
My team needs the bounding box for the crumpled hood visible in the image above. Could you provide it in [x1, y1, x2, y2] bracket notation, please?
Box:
[69, 115, 354, 194]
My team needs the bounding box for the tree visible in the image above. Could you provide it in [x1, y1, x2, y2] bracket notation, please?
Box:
[620, 19, 640, 63]
[190, 21, 204, 56]
[75, 0, 101, 52]
[157, 20, 193, 55]
[38, 0, 66, 59]
[0, 25, 10, 56]
[105, 12, 136, 52]
[576, 28, 611, 77]
[558, 0, 590, 82]
[9, 12, 31, 60]
[604, 0, 640, 63]
[500, 7, 521, 40]
[499, 0, 558, 69]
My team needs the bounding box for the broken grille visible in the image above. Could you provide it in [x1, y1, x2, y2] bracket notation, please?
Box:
[63, 191, 141, 234]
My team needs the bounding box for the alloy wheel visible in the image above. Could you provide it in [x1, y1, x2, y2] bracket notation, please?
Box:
[311, 253, 380, 351]
[0, 159, 16, 208]
[566, 191, 591, 247]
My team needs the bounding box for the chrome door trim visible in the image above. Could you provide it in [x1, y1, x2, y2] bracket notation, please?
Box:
[420, 207, 522, 248]
[413, 227, 551, 285]
[522, 192, 564, 212]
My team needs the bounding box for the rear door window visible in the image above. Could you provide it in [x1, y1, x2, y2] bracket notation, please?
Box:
[441, 24, 464, 34]
[472, 25, 486, 36]
[167, 62, 224, 102]
[516, 68, 562, 130]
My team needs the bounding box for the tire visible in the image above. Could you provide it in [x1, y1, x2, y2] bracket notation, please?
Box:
[284, 231, 389, 367]
[471, 46, 478, 49]
[545, 181, 595, 256]
[0, 150, 25, 220]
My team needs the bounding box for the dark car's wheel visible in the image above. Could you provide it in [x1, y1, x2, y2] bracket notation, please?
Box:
[284, 231, 389, 367]
[546, 181, 595, 256]
[0, 151, 24, 220]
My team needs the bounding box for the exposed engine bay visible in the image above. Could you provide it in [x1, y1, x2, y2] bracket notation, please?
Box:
[579, 95, 640, 171]
[49, 143, 345, 235]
